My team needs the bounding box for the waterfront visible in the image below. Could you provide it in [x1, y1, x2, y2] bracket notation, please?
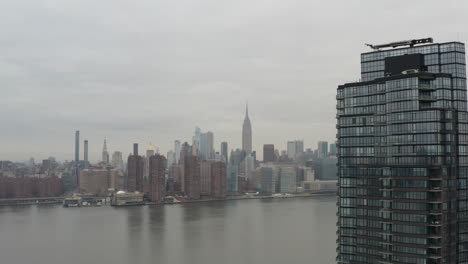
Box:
[0, 195, 336, 264]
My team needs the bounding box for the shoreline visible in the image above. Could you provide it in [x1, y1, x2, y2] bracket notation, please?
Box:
[0, 191, 336, 207]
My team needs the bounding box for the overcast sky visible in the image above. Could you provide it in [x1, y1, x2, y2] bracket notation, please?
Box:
[1, 0, 467, 162]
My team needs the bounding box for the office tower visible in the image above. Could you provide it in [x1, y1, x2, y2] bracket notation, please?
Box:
[184, 156, 200, 199]
[230, 148, 243, 167]
[263, 144, 275, 162]
[287, 141, 296, 160]
[179, 142, 191, 165]
[84, 140, 89, 164]
[329, 143, 337, 156]
[260, 167, 274, 195]
[127, 144, 144, 192]
[317, 141, 328, 158]
[244, 154, 254, 180]
[211, 161, 226, 198]
[200, 161, 213, 195]
[133, 143, 138, 156]
[336, 39, 467, 263]
[242, 103, 252, 154]
[192, 126, 201, 155]
[168, 163, 184, 192]
[279, 166, 296, 193]
[221, 142, 228, 163]
[312, 156, 337, 180]
[102, 139, 109, 164]
[175, 140, 181, 164]
[75, 130, 79, 162]
[227, 165, 238, 194]
[144, 144, 155, 179]
[166, 150, 176, 167]
[111, 151, 124, 172]
[149, 154, 166, 202]
[199, 131, 214, 160]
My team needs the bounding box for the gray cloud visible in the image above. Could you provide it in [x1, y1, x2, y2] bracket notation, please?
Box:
[1, 0, 467, 161]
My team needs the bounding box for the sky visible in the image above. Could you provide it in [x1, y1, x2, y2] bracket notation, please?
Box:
[1, 0, 467, 162]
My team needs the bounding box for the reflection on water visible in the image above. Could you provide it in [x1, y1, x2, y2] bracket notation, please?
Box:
[0, 196, 337, 264]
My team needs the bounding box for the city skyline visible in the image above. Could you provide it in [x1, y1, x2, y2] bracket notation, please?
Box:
[2, 0, 467, 161]
[2, 105, 335, 162]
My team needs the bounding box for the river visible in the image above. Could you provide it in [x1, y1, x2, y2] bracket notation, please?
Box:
[0, 195, 337, 264]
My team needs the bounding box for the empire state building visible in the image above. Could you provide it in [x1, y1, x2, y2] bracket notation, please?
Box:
[242, 104, 252, 154]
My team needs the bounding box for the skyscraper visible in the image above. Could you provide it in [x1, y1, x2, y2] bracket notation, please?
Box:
[336, 39, 467, 263]
[102, 139, 109, 164]
[317, 141, 328, 158]
[111, 151, 124, 172]
[227, 165, 238, 194]
[211, 161, 226, 198]
[242, 103, 252, 154]
[175, 140, 181, 164]
[263, 144, 276, 162]
[329, 143, 337, 156]
[287, 141, 296, 160]
[184, 156, 200, 200]
[127, 143, 144, 192]
[221, 142, 228, 162]
[200, 160, 213, 195]
[75, 130, 80, 162]
[149, 154, 166, 202]
[83, 140, 88, 164]
[200, 131, 214, 160]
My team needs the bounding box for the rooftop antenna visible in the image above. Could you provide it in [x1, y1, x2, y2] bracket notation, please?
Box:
[366, 38, 433, 50]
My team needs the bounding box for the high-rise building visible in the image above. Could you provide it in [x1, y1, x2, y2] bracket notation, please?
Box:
[168, 163, 184, 193]
[179, 142, 191, 165]
[227, 165, 238, 194]
[317, 141, 328, 158]
[260, 167, 274, 195]
[329, 143, 337, 156]
[127, 144, 144, 192]
[166, 150, 176, 167]
[200, 160, 213, 195]
[242, 103, 252, 154]
[84, 140, 89, 164]
[336, 39, 467, 263]
[175, 140, 181, 164]
[279, 166, 296, 193]
[111, 151, 124, 172]
[221, 142, 228, 162]
[192, 126, 201, 156]
[184, 156, 200, 199]
[144, 144, 156, 179]
[75, 130, 80, 162]
[244, 154, 254, 181]
[200, 131, 214, 160]
[149, 154, 166, 202]
[287, 141, 296, 160]
[102, 139, 109, 164]
[263, 144, 276, 162]
[211, 161, 226, 198]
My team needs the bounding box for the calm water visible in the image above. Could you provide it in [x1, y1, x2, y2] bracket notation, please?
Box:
[0, 196, 337, 264]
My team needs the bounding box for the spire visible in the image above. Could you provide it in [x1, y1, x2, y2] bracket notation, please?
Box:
[245, 101, 249, 118]
[103, 138, 107, 152]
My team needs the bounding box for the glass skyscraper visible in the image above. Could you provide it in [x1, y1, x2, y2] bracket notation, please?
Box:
[337, 39, 467, 263]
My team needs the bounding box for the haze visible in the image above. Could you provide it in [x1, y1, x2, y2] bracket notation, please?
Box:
[1, 0, 467, 161]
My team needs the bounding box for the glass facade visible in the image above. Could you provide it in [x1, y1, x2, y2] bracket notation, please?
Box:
[337, 41, 468, 264]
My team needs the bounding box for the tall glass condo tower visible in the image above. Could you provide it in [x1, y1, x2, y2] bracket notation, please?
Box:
[336, 39, 467, 263]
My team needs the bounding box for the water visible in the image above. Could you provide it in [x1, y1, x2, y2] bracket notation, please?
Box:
[0, 196, 337, 264]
